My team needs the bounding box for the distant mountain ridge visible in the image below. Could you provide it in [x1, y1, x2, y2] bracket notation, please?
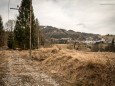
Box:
[40, 26, 100, 40]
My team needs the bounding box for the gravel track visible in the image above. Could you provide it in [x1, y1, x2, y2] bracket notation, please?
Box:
[1, 51, 59, 86]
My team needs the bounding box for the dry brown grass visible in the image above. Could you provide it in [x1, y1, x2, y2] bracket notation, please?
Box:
[25, 44, 115, 86]
[0, 44, 115, 86]
[0, 51, 9, 85]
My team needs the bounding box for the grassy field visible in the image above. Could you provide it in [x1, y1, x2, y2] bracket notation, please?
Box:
[32, 44, 115, 86]
[0, 44, 115, 86]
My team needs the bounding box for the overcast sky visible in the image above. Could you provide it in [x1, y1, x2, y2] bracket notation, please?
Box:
[0, 0, 115, 35]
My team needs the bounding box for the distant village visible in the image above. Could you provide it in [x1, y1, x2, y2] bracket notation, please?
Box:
[51, 36, 114, 44]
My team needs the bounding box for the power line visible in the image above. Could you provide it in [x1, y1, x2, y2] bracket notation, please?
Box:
[10, 8, 19, 10]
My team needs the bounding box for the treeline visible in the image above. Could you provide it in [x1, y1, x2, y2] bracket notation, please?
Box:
[73, 38, 115, 52]
[91, 39, 115, 52]
[0, 0, 44, 50]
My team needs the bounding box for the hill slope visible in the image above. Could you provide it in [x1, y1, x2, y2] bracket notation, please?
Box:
[40, 26, 100, 40]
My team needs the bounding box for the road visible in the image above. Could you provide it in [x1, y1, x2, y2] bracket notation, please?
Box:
[0, 51, 59, 86]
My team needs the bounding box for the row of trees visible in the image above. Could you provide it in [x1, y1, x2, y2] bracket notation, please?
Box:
[0, 0, 44, 50]
[91, 39, 115, 52]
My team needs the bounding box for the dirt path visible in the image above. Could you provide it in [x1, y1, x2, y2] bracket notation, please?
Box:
[1, 51, 59, 86]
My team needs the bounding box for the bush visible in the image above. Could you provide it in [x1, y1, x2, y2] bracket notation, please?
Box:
[91, 44, 99, 52]
[7, 33, 15, 49]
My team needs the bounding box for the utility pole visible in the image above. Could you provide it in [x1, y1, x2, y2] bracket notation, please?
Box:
[29, 0, 32, 58]
[10, 0, 32, 58]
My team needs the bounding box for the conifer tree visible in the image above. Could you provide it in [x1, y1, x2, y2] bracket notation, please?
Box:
[14, 0, 37, 49]
[35, 18, 40, 48]
[110, 38, 115, 52]
[35, 18, 45, 47]
[6, 20, 16, 49]
[0, 15, 4, 47]
[7, 32, 15, 49]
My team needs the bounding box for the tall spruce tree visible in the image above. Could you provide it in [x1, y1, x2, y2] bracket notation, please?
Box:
[35, 18, 40, 48]
[0, 15, 4, 47]
[35, 18, 45, 48]
[7, 32, 15, 49]
[6, 20, 16, 49]
[14, 0, 37, 49]
[110, 38, 115, 52]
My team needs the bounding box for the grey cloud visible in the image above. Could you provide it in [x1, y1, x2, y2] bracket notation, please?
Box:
[0, 0, 115, 35]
